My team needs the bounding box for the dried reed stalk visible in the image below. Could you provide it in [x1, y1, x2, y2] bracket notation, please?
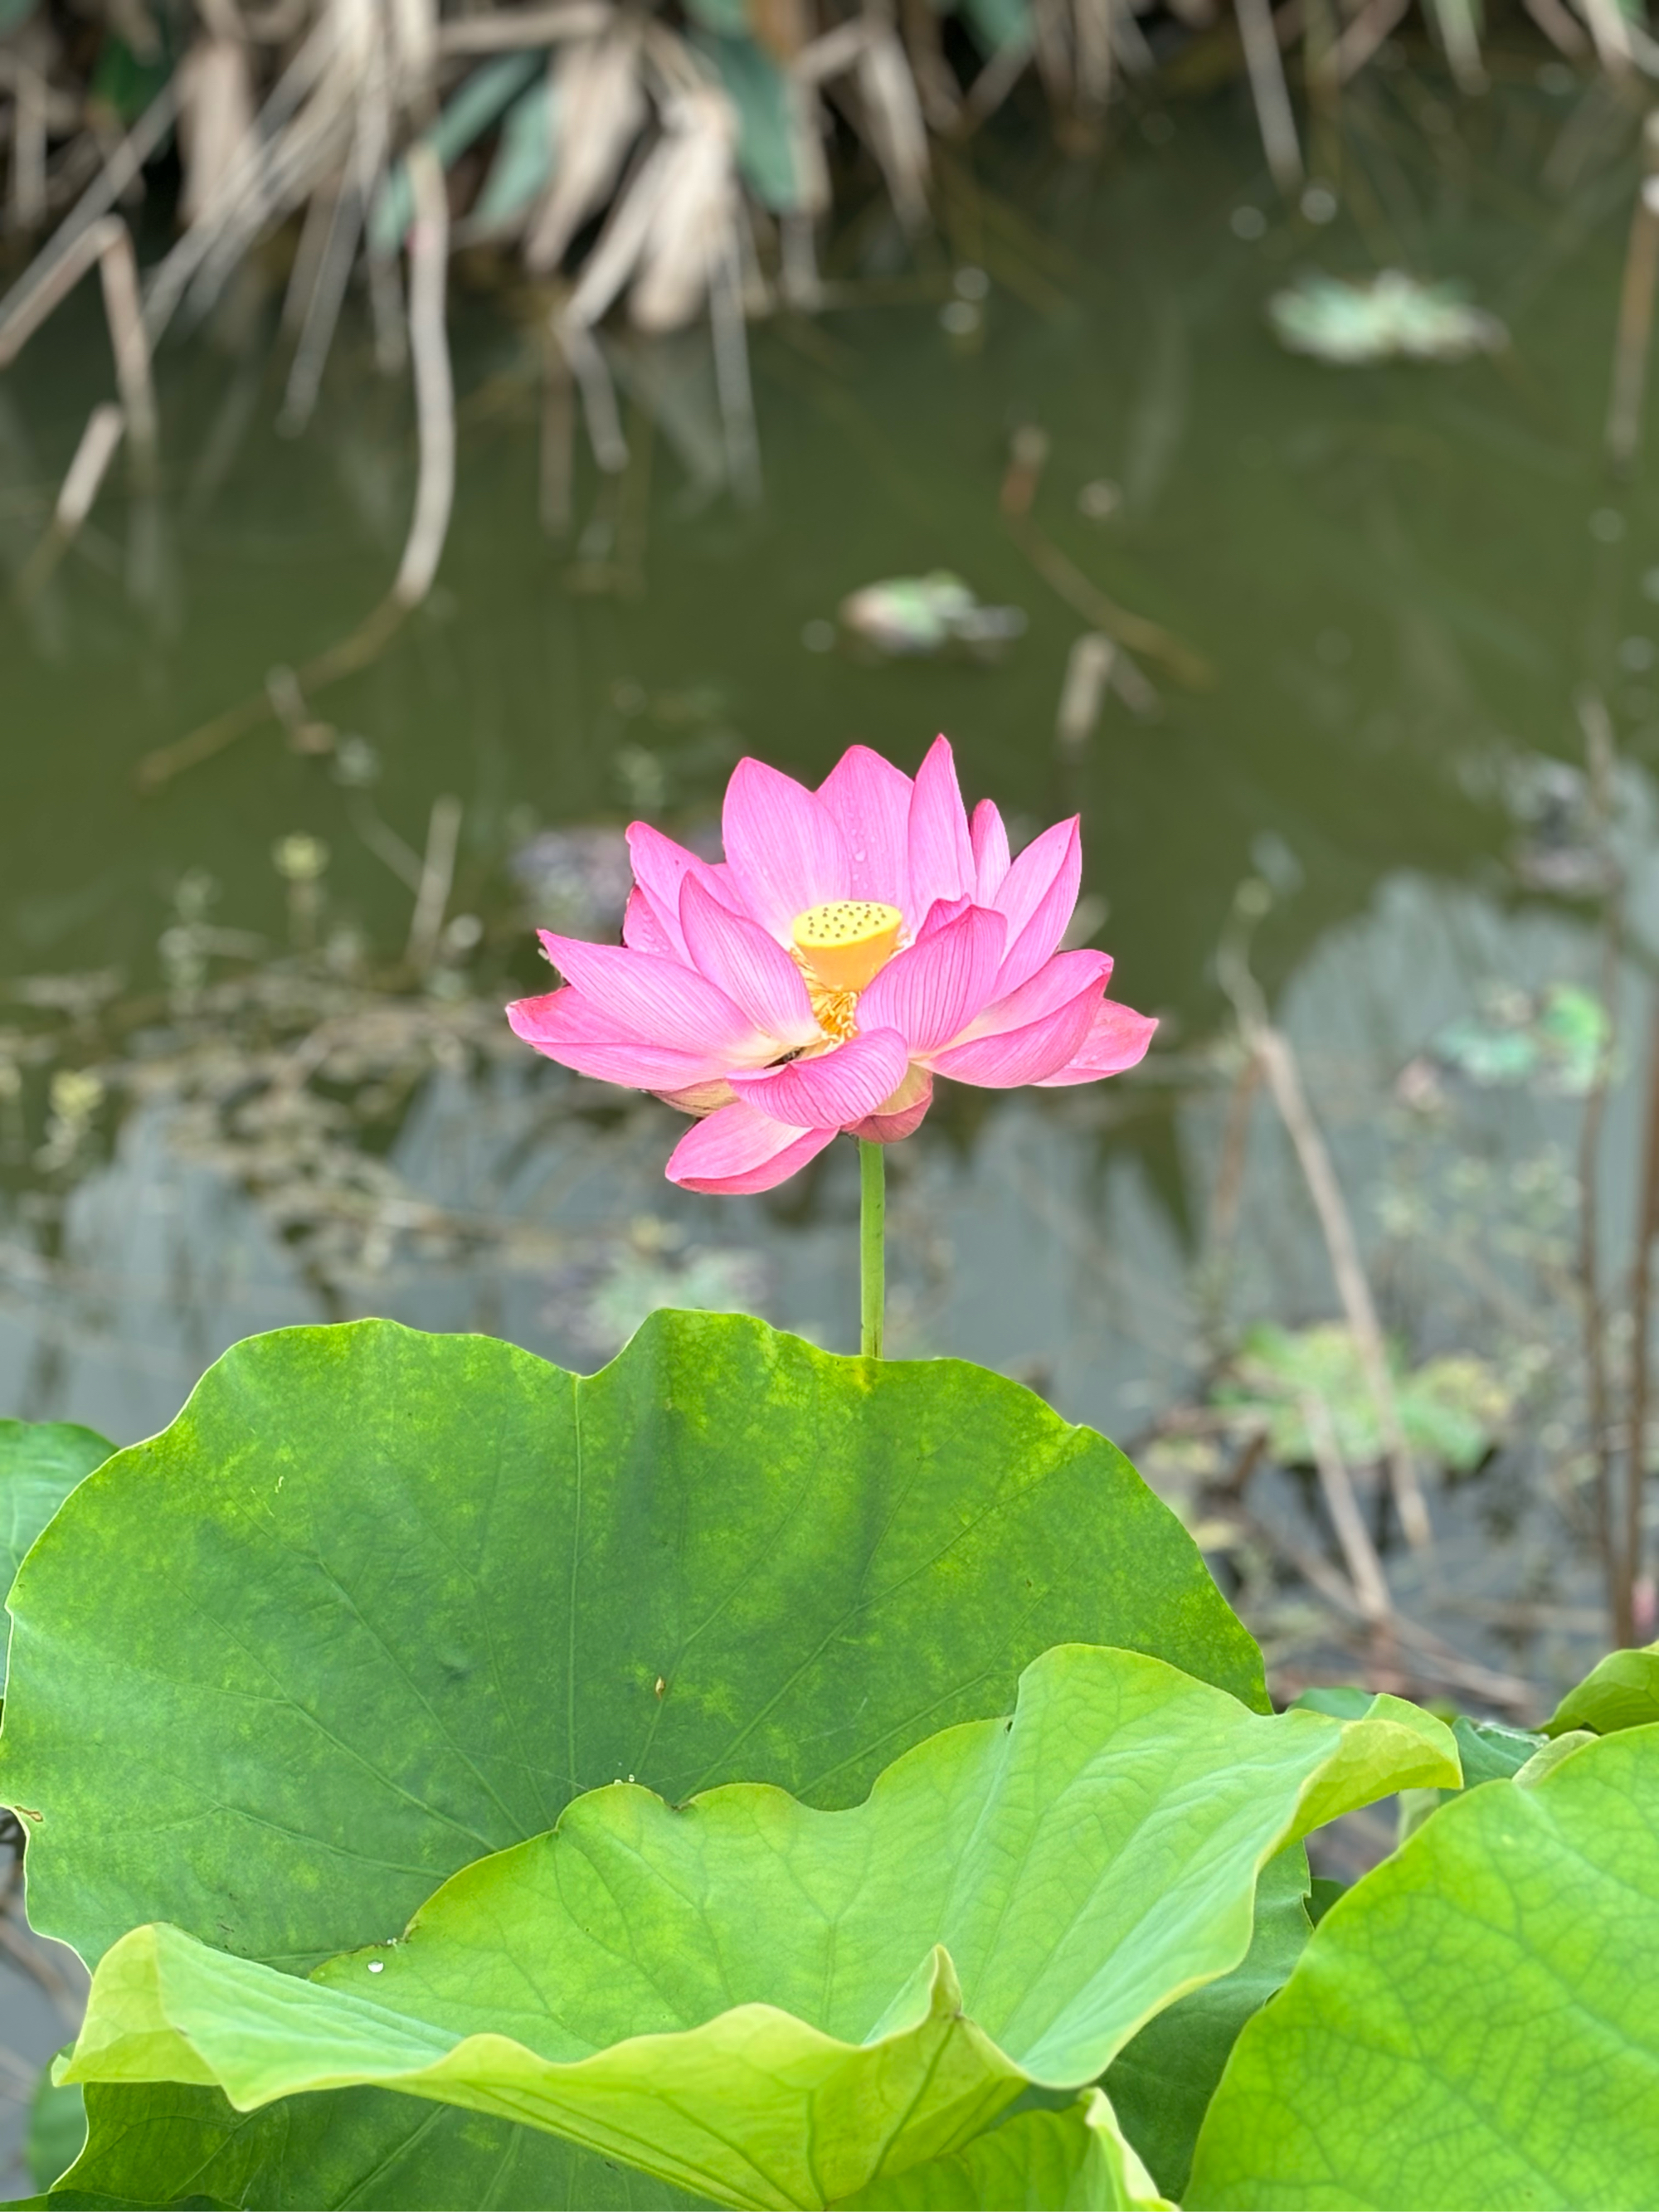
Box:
[1574, 691, 1627, 1638]
[1579, 0, 1634, 73]
[1608, 120, 1659, 469]
[437, 2, 610, 50]
[0, 81, 177, 355]
[0, 211, 157, 503]
[6, 57, 47, 234]
[134, 130, 452, 791]
[406, 794, 464, 968]
[55, 404, 127, 532]
[1234, 0, 1302, 191]
[16, 401, 126, 598]
[394, 141, 455, 606]
[177, 38, 259, 229]
[94, 220, 158, 474]
[1330, 0, 1409, 82]
[1622, 992, 1659, 1648]
[1252, 1025, 1431, 1548]
[524, 26, 646, 274]
[1218, 902, 1433, 1553]
[1519, 0, 1588, 50]
[1301, 1390, 1394, 1626]
[1055, 631, 1116, 754]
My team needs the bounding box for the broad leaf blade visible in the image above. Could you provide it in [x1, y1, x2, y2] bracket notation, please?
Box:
[1188, 1727, 1659, 2210]
[0, 1315, 1265, 1971]
[1545, 1641, 1659, 1735]
[27, 2053, 85, 2192]
[57, 2081, 706, 2210]
[66, 1935, 1019, 2212]
[60, 1648, 1454, 2210]
[831, 2089, 1172, 2210]
[1450, 1713, 1544, 1782]
[1102, 1845, 1311, 2200]
[1, 1420, 114, 1695]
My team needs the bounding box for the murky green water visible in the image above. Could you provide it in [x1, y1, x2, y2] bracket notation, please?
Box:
[2, 69, 1656, 1719]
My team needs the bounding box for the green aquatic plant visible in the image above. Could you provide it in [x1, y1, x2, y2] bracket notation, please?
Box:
[1189, 1726, 1659, 2211]
[4, 1321, 1659, 2207]
[1214, 1320, 1511, 1475]
[0, 1420, 111, 1695]
[1545, 1637, 1659, 1735]
[1428, 981, 1611, 1096]
[52, 1646, 1451, 2210]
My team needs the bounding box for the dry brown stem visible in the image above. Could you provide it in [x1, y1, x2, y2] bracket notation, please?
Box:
[1574, 689, 1627, 1638]
[1608, 126, 1659, 468]
[406, 795, 464, 969]
[1623, 989, 1659, 1647]
[1301, 1390, 1394, 1632]
[1235, 0, 1302, 189]
[394, 142, 455, 606]
[1217, 898, 1432, 1553]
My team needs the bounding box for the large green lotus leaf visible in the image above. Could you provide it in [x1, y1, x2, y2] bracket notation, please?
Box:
[0, 1315, 1264, 1972]
[28, 2051, 85, 2193]
[1187, 1727, 1659, 2211]
[831, 2090, 1170, 2210]
[1, 1420, 114, 1695]
[51, 2081, 709, 2210]
[37, 2098, 1168, 2212]
[1545, 1641, 1659, 1735]
[59, 1647, 1454, 2211]
[1101, 1844, 1311, 2200]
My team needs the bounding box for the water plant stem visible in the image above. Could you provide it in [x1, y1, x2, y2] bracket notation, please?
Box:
[1574, 690, 1626, 1637]
[1622, 987, 1659, 1646]
[859, 1140, 885, 1359]
[1217, 891, 1431, 1552]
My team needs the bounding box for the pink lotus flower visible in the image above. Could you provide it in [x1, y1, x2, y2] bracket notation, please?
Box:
[508, 737, 1155, 1194]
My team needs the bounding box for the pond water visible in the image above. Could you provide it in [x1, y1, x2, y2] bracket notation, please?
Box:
[2, 65, 1655, 1728]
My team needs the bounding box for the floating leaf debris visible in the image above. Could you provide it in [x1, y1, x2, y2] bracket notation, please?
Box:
[838, 572, 1027, 659]
[1267, 272, 1507, 366]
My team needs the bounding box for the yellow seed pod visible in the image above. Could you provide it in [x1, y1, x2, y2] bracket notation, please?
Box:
[791, 901, 902, 994]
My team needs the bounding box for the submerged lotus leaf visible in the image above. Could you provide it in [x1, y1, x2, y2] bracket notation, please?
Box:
[1188, 1727, 1659, 2210]
[58, 1647, 1455, 2210]
[0, 1419, 113, 1695]
[0, 1314, 1266, 1975]
[1545, 1640, 1659, 1736]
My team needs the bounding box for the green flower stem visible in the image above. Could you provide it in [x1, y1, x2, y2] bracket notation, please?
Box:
[859, 1140, 885, 1359]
